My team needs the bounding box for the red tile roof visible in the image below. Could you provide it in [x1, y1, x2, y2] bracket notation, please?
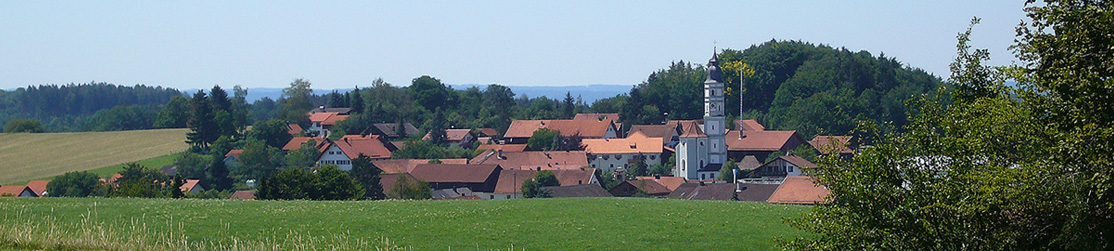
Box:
[734, 119, 766, 131]
[422, 129, 475, 142]
[621, 179, 672, 195]
[478, 128, 499, 137]
[503, 119, 615, 138]
[573, 113, 620, 122]
[282, 137, 329, 151]
[287, 123, 304, 135]
[476, 144, 528, 153]
[322, 114, 349, 126]
[230, 190, 255, 200]
[25, 180, 49, 196]
[633, 176, 686, 191]
[225, 149, 244, 158]
[774, 155, 818, 169]
[810, 135, 854, 155]
[371, 159, 469, 174]
[0, 186, 34, 197]
[470, 150, 589, 170]
[582, 132, 663, 154]
[493, 168, 597, 194]
[410, 164, 502, 183]
[725, 130, 804, 151]
[767, 176, 830, 204]
[308, 112, 335, 123]
[180, 179, 201, 192]
[334, 135, 392, 159]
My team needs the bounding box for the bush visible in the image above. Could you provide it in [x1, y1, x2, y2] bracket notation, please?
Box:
[257, 165, 364, 200]
[4, 119, 44, 133]
[46, 171, 106, 197]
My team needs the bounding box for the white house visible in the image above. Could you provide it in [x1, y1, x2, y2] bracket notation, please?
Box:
[582, 131, 664, 172]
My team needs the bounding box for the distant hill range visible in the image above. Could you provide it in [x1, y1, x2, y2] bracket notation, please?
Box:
[187, 84, 633, 104]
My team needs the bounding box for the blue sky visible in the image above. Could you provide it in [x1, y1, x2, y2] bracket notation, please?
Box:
[1, 1, 1027, 90]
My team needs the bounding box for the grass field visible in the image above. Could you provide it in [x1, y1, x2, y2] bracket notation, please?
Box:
[0, 197, 811, 250]
[0, 129, 189, 185]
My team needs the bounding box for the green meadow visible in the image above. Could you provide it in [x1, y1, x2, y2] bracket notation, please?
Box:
[0, 197, 810, 250]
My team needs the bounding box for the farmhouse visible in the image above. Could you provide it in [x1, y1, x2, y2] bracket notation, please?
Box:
[422, 128, 477, 148]
[582, 131, 664, 172]
[725, 129, 809, 162]
[752, 155, 818, 179]
[491, 168, 598, 199]
[371, 158, 469, 174]
[25, 180, 49, 197]
[470, 150, 589, 170]
[409, 164, 502, 197]
[306, 111, 349, 138]
[503, 119, 618, 144]
[767, 176, 830, 204]
[317, 135, 393, 170]
[0, 185, 36, 197]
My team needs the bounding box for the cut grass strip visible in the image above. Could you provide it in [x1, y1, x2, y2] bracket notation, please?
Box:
[0, 128, 188, 185]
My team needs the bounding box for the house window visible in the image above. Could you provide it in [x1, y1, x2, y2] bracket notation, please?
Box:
[701, 174, 706, 179]
[700, 141, 704, 146]
[788, 166, 794, 173]
[616, 155, 622, 160]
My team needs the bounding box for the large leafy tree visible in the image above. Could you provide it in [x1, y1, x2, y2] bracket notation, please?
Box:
[410, 75, 450, 112]
[787, 1, 1114, 249]
[154, 96, 191, 128]
[280, 78, 313, 127]
[46, 171, 106, 197]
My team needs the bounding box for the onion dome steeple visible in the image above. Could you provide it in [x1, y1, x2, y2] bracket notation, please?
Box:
[705, 48, 722, 83]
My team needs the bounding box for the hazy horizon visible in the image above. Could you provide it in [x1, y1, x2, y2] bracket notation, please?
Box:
[2, 1, 1026, 90]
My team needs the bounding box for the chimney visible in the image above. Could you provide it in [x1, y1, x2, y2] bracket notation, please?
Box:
[654, 174, 660, 179]
[536, 167, 541, 171]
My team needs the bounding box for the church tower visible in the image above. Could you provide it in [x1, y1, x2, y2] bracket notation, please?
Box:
[703, 49, 728, 172]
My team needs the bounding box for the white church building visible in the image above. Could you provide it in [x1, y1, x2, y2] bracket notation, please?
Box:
[674, 50, 729, 181]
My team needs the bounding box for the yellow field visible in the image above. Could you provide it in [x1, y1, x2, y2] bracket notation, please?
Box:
[0, 129, 189, 185]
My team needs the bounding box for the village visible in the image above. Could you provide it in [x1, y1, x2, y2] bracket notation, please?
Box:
[1, 52, 837, 205]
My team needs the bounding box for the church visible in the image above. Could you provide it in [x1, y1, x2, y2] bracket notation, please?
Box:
[673, 50, 728, 180]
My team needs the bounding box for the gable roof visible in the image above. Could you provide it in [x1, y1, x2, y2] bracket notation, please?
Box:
[810, 135, 854, 155]
[179, 179, 202, 192]
[470, 150, 589, 170]
[287, 123, 304, 135]
[573, 113, 620, 122]
[322, 114, 349, 126]
[767, 176, 830, 204]
[371, 159, 470, 174]
[423, 129, 476, 142]
[725, 130, 804, 151]
[0, 186, 35, 197]
[633, 176, 687, 191]
[476, 144, 528, 153]
[432, 187, 474, 199]
[334, 135, 392, 159]
[542, 184, 613, 198]
[668, 182, 779, 201]
[230, 190, 256, 200]
[478, 128, 499, 137]
[225, 149, 244, 158]
[372, 123, 421, 138]
[617, 179, 672, 195]
[493, 168, 597, 194]
[739, 155, 763, 170]
[282, 137, 329, 151]
[581, 132, 663, 154]
[677, 121, 707, 138]
[309, 107, 352, 114]
[410, 164, 502, 183]
[734, 119, 766, 131]
[503, 119, 615, 138]
[308, 112, 337, 123]
[25, 180, 49, 196]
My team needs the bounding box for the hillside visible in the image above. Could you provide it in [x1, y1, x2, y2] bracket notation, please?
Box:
[0, 128, 188, 185]
[0, 197, 810, 250]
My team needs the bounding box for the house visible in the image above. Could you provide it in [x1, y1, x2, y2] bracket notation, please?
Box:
[477, 128, 500, 137]
[627, 124, 681, 150]
[668, 182, 779, 201]
[287, 123, 304, 135]
[306, 112, 349, 138]
[0, 186, 36, 197]
[810, 135, 854, 158]
[230, 190, 255, 200]
[25, 180, 49, 197]
[753, 155, 818, 179]
[370, 159, 470, 174]
[422, 129, 477, 148]
[767, 176, 830, 204]
[476, 144, 528, 153]
[370, 122, 421, 140]
[582, 131, 664, 172]
[573, 113, 622, 131]
[734, 119, 766, 131]
[491, 168, 598, 199]
[224, 149, 244, 167]
[725, 130, 808, 161]
[409, 164, 502, 197]
[503, 119, 618, 144]
[432, 187, 475, 200]
[470, 150, 589, 170]
[542, 184, 613, 198]
[180, 179, 204, 194]
[317, 135, 393, 171]
[609, 179, 673, 197]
